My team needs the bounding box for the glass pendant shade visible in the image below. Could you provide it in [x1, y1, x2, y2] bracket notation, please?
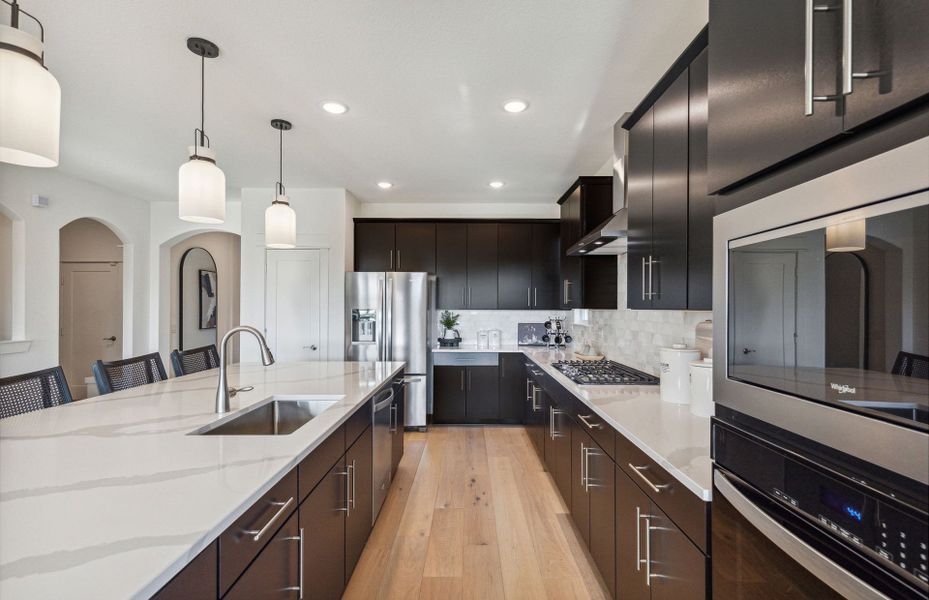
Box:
[0, 25, 61, 168]
[265, 197, 296, 248]
[178, 145, 226, 223]
[826, 219, 866, 252]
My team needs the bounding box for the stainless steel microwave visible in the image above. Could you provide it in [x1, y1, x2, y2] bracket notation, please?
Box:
[713, 138, 929, 486]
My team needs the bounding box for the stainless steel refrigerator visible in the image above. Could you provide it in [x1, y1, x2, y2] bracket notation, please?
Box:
[345, 272, 433, 429]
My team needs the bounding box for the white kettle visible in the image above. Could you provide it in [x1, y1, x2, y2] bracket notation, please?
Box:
[659, 344, 701, 404]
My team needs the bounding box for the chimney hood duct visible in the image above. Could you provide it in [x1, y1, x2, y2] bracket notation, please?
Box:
[567, 112, 630, 256]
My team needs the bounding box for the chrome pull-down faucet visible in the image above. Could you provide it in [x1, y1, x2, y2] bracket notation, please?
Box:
[216, 325, 275, 414]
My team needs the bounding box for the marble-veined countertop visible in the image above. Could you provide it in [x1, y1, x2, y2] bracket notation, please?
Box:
[431, 345, 712, 501]
[0, 361, 404, 599]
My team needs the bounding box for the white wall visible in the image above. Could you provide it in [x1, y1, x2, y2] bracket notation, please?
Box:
[356, 202, 559, 219]
[0, 164, 150, 377]
[240, 188, 353, 362]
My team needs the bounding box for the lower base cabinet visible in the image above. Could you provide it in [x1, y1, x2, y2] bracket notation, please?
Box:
[152, 542, 217, 600]
[345, 426, 374, 581]
[573, 424, 615, 597]
[433, 365, 500, 423]
[225, 512, 300, 599]
[300, 459, 348, 600]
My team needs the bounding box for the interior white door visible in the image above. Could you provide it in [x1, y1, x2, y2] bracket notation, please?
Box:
[730, 251, 798, 368]
[60, 262, 123, 399]
[265, 249, 328, 362]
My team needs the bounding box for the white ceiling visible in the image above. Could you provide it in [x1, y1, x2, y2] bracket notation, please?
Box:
[21, 0, 706, 204]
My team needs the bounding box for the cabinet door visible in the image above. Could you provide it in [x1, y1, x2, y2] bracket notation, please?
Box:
[390, 391, 404, 476]
[435, 223, 468, 309]
[355, 223, 396, 272]
[466, 223, 498, 309]
[300, 459, 347, 600]
[627, 108, 653, 310]
[844, 0, 929, 130]
[153, 542, 217, 600]
[570, 421, 591, 547]
[650, 67, 690, 310]
[616, 466, 651, 600]
[531, 223, 560, 308]
[687, 48, 714, 311]
[345, 426, 373, 581]
[543, 391, 558, 475]
[224, 512, 300, 600]
[588, 444, 616, 598]
[560, 188, 582, 249]
[497, 223, 534, 309]
[433, 366, 467, 423]
[465, 366, 500, 422]
[649, 504, 707, 600]
[395, 222, 436, 273]
[708, 0, 844, 192]
[499, 353, 527, 423]
[560, 256, 582, 310]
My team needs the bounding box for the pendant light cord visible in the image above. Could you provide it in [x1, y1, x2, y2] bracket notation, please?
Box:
[201, 55, 205, 141]
[275, 128, 287, 199]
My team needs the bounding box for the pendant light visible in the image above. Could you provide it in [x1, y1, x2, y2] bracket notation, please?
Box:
[265, 119, 296, 248]
[826, 219, 867, 252]
[0, 0, 60, 167]
[178, 37, 225, 224]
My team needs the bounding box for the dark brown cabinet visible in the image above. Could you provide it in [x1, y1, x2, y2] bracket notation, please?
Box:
[708, 0, 929, 193]
[497, 223, 561, 309]
[543, 394, 572, 503]
[345, 426, 373, 581]
[299, 460, 347, 600]
[465, 223, 498, 309]
[526, 375, 546, 461]
[152, 542, 217, 600]
[435, 223, 468, 309]
[616, 465, 653, 600]
[625, 38, 713, 311]
[354, 222, 436, 273]
[433, 365, 500, 423]
[499, 353, 528, 423]
[530, 223, 561, 308]
[224, 512, 300, 600]
[557, 177, 616, 310]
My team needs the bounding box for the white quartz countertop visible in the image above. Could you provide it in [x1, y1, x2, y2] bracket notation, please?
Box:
[0, 361, 405, 600]
[520, 348, 712, 501]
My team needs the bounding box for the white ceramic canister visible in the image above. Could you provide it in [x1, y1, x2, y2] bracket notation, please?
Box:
[476, 330, 489, 350]
[659, 344, 701, 404]
[689, 358, 714, 417]
[489, 329, 501, 348]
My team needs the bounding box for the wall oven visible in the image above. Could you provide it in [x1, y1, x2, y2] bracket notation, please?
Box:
[712, 138, 929, 598]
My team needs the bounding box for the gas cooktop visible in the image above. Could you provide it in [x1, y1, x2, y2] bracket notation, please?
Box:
[552, 360, 659, 386]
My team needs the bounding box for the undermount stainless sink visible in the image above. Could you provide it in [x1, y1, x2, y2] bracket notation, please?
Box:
[192, 396, 341, 436]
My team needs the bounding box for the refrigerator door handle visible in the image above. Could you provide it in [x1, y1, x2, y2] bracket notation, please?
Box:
[385, 275, 393, 361]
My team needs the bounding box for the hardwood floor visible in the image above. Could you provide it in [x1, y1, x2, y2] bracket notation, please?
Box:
[344, 426, 610, 600]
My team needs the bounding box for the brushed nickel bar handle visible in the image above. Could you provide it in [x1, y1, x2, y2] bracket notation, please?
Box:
[805, 0, 842, 115]
[534, 287, 537, 307]
[583, 445, 591, 492]
[580, 443, 588, 488]
[578, 414, 603, 430]
[841, 0, 853, 94]
[642, 257, 647, 300]
[628, 463, 669, 494]
[388, 249, 393, 270]
[550, 405, 555, 439]
[243, 496, 294, 542]
[397, 249, 401, 271]
[635, 506, 642, 572]
[349, 459, 357, 509]
[645, 514, 652, 586]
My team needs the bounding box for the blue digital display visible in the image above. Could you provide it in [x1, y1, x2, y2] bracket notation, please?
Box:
[821, 486, 864, 523]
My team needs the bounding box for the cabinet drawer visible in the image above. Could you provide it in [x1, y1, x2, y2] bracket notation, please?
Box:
[570, 405, 615, 461]
[223, 511, 300, 600]
[298, 425, 345, 502]
[219, 468, 298, 596]
[345, 398, 373, 447]
[615, 433, 708, 553]
[432, 352, 499, 366]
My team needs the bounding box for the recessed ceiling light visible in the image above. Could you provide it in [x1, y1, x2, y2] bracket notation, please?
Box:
[489, 181, 505, 189]
[322, 102, 348, 114]
[377, 181, 393, 189]
[503, 100, 528, 113]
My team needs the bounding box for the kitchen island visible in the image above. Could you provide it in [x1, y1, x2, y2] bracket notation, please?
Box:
[0, 361, 404, 599]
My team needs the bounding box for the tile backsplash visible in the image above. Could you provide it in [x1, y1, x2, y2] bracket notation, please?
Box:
[569, 255, 712, 376]
[437, 310, 562, 346]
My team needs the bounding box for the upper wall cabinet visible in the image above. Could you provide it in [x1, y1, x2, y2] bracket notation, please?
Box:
[708, 0, 929, 193]
[354, 222, 436, 273]
[497, 223, 560, 309]
[625, 33, 713, 311]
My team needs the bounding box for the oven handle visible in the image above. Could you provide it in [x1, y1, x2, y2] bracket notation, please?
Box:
[714, 471, 890, 600]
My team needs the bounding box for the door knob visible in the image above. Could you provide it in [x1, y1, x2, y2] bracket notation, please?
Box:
[102, 336, 117, 342]
[302, 345, 318, 351]
[742, 348, 756, 354]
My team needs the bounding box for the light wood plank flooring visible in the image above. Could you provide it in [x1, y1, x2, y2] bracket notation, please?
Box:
[344, 426, 610, 600]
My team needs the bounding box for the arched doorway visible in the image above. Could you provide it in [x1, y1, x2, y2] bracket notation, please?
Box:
[59, 218, 123, 399]
[178, 247, 218, 351]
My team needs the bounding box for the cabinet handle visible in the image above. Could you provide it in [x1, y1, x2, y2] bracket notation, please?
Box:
[389, 403, 398, 433]
[550, 407, 565, 439]
[563, 279, 569, 305]
[397, 249, 401, 271]
[349, 459, 357, 510]
[641, 257, 647, 301]
[526, 378, 532, 402]
[468, 287, 472, 307]
[844, 0, 886, 88]
[527, 287, 531, 307]
[580, 443, 590, 490]
[531, 386, 541, 411]
[645, 513, 653, 586]
[534, 287, 538, 307]
[298, 526, 305, 599]
[628, 463, 670, 494]
[804, 0, 842, 115]
[282, 527, 305, 598]
[577, 414, 603, 430]
[635, 506, 642, 572]
[388, 249, 393, 270]
[337, 468, 351, 513]
[242, 496, 294, 542]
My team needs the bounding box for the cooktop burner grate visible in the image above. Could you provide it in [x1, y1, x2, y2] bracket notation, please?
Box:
[552, 360, 659, 386]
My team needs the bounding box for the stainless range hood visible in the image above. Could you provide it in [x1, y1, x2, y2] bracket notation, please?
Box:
[567, 113, 630, 256]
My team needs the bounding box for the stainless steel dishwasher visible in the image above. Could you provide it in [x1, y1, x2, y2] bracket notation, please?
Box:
[371, 384, 395, 523]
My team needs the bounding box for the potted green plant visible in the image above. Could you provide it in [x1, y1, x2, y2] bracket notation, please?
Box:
[438, 310, 461, 346]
